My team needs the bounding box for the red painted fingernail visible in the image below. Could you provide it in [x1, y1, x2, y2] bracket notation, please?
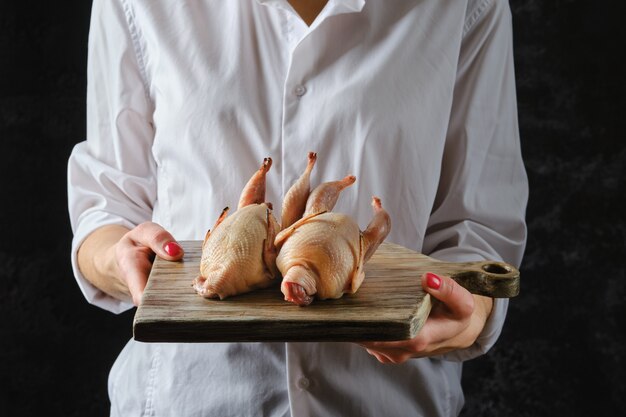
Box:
[164, 242, 182, 257]
[426, 272, 441, 289]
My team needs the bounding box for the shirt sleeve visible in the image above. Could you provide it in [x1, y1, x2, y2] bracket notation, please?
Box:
[67, 0, 156, 313]
[421, 0, 528, 362]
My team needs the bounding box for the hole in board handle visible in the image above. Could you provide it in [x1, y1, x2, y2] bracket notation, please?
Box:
[481, 263, 511, 275]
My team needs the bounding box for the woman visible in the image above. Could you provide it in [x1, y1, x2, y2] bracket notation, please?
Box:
[68, 0, 527, 415]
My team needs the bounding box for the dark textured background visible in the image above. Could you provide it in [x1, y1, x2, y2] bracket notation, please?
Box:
[1, 1, 624, 416]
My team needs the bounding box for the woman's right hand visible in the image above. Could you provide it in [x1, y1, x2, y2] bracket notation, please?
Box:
[77, 222, 184, 305]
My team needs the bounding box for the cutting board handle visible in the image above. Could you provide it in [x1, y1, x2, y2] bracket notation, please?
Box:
[445, 260, 520, 298]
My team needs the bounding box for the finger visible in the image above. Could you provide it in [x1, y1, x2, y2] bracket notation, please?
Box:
[359, 341, 415, 363]
[365, 348, 393, 364]
[359, 327, 444, 357]
[365, 347, 413, 364]
[422, 272, 474, 319]
[129, 222, 184, 261]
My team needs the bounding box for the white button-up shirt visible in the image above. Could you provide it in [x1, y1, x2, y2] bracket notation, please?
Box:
[68, 0, 528, 415]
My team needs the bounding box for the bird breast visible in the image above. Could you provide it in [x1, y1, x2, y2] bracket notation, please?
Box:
[200, 204, 273, 297]
[276, 212, 362, 299]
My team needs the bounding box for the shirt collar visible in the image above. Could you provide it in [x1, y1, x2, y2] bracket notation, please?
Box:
[256, 0, 366, 14]
[329, 0, 366, 13]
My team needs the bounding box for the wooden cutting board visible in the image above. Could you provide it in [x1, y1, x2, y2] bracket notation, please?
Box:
[133, 241, 519, 343]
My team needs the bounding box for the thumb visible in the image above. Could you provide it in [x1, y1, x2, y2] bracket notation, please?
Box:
[421, 272, 474, 319]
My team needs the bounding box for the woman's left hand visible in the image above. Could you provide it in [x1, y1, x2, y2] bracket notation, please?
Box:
[359, 272, 493, 364]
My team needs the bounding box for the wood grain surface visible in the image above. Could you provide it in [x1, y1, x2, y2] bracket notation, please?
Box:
[133, 241, 519, 343]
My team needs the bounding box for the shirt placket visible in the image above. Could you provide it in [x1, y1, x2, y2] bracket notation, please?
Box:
[279, 10, 317, 201]
[278, 10, 319, 417]
[273, 3, 368, 416]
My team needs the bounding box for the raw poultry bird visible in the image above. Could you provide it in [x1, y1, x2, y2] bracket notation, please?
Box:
[192, 157, 280, 299]
[275, 160, 391, 306]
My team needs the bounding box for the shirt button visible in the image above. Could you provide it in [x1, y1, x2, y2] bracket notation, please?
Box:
[294, 85, 307, 97]
[297, 376, 310, 390]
